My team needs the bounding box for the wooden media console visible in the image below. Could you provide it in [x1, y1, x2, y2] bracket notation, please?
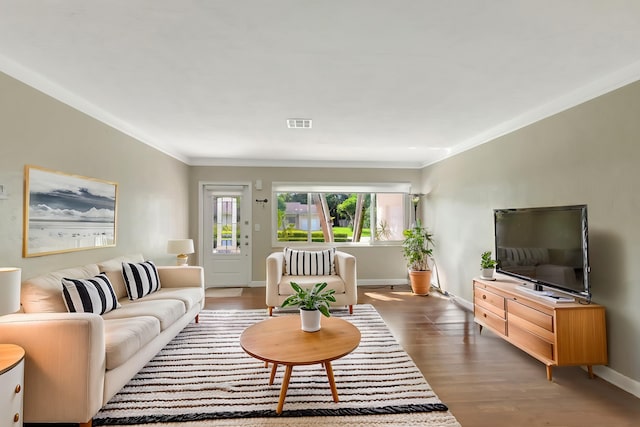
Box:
[473, 275, 607, 380]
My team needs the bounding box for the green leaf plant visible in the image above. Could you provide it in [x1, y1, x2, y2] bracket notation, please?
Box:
[281, 282, 337, 317]
[480, 251, 498, 269]
[402, 220, 435, 271]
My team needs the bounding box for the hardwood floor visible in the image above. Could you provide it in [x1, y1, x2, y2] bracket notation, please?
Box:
[207, 285, 640, 427]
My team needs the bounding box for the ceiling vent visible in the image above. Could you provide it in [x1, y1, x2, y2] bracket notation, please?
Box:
[287, 118, 312, 129]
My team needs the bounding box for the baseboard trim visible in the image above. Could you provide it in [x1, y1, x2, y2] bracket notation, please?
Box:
[250, 279, 409, 287]
[451, 295, 474, 312]
[359, 279, 409, 286]
[590, 365, 640, 399]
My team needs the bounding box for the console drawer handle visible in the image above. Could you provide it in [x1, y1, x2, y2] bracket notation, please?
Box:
[482, 295, 487, 300]
[15, 384, 21, 394]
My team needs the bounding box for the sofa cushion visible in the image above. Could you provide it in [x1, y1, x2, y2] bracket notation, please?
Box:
[278, 275, 346, 295]
[103, 270, 129, 301]
[284, 247, 335, 276]
[103, 298, 186, 331]
[104, 316, 161, 370]
[98, 254, 145, 299]
[21, 263, 101, 313]
[138, 287, 204, 312]
[61, 274, 121, 315]
[122, 261, 161, 300]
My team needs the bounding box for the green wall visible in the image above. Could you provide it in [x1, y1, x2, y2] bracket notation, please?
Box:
[0, 72, 190, 278]
[189, 166, 420, 283]
[422, 79, 640, 388]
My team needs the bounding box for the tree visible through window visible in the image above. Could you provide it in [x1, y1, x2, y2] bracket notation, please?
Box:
[275, 191, 407, 244]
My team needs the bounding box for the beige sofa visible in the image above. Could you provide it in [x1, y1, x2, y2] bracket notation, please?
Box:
[0, 254, 204, 426]
[266, 248, 357, 315]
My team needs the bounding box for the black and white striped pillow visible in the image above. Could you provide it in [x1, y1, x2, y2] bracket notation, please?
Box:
[62, 273, 121, 314]
[122, 261, 161, 300]
[284, 247, 336, 276]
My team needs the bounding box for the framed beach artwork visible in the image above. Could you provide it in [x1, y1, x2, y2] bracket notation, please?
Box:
[23, 165, 118, 257]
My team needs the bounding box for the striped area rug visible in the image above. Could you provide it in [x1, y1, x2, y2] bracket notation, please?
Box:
[94, 305, 460, 426]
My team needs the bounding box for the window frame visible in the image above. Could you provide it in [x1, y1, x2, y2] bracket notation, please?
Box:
[271, 182, 413, 247]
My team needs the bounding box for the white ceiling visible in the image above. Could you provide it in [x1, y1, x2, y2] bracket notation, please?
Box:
[1, 1, 640, 168]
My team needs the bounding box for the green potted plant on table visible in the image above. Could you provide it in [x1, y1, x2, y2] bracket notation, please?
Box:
[402, 220, 435, 295]
[480, 251, 498, 280]
[281, 282, 336, 332]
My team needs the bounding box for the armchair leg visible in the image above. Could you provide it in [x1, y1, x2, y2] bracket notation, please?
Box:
[195, 314, 199, 323]
[349, 305, 353, 315]
[268, 306, 273, 316]
[79, 420, 92, 427]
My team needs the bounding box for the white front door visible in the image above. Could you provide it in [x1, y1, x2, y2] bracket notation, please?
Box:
[201, 185, 252, 287]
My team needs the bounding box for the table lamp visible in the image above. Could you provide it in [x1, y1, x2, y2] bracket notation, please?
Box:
[0, 267, 21, 315]
[167, 239, 195, 266]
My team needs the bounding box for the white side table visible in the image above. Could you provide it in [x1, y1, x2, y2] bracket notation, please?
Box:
[0, 344, 25, 426]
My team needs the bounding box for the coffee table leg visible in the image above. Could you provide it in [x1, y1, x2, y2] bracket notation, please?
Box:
[276, 365, 293, 414]
[324, 361, 339, 402]
[269, 363, 279, 385]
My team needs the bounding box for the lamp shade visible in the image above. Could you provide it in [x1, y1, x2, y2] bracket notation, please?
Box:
[0, 267, 21, 316]
[167, 239, 195, 255]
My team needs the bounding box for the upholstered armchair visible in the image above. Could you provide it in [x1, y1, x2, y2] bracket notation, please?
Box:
[266, 248, 357, 315]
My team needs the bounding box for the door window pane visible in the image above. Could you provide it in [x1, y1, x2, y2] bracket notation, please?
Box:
[212, 196, 241, 254]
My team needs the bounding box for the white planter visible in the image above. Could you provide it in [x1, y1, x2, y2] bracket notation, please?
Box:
[481, 268, 495, 279]
[300, 308, 321, 332]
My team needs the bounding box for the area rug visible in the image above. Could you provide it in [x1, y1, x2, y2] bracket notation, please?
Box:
[94, 305, 460, 426]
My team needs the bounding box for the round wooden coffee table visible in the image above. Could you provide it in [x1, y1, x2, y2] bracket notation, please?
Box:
[240, 315, 361, 414]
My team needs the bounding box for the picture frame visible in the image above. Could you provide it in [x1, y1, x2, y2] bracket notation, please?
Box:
[23, 165, 118, 257]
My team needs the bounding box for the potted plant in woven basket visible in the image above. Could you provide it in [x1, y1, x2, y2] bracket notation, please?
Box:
[281, 282, 336, 332]
[402, 220, 435, 295]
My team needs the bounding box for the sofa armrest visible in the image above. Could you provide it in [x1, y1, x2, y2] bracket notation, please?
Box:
[335, 251, 357, 294]
[0, 313, 105, 424]
[157, 266, 205, 289]
[267, 252, 284, 284]
[266, 252, 284, 306]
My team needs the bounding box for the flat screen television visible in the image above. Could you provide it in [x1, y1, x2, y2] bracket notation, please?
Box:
[493, 205, 590, 300]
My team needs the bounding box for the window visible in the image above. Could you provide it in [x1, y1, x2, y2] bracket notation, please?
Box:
[212, 196, 241, 254]
[272, 182, 412, 245]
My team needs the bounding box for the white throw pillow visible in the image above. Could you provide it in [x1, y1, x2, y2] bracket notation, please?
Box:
[122, 260, 161, 300]
[284, 247, 336, 276]
[62, 273, 121, 314]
